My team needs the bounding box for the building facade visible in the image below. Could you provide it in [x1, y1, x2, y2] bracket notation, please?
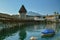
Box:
[45, 13, 60, 22]
[19, 5, 27, 19]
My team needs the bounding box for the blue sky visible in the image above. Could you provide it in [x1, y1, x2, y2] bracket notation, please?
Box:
[0, 0, 60, 15]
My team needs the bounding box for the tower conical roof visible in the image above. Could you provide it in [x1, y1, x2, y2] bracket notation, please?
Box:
[19, 5, 27, 13]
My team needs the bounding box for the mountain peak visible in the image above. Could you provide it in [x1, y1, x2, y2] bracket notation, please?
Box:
[27, 11, 41, 16]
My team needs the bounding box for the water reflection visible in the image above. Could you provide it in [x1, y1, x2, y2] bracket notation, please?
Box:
[46, 23, 60, 32]
[19, 25, 27, 40]
[0, 25, 19, 40]
[0, 23, 60, 40]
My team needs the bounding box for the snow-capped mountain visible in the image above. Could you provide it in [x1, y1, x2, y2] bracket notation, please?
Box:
[27, 11, 42, 16]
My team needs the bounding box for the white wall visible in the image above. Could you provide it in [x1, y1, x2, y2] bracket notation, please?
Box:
[20, 13, 26, 19]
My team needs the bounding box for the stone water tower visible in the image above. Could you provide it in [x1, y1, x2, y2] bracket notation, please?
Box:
[19, 5, 27, 19]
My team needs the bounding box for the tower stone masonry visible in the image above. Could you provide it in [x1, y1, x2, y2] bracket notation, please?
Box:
[19, 5, 27, 19]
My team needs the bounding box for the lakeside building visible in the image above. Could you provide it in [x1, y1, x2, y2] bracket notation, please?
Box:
[45, 12, 60, 22]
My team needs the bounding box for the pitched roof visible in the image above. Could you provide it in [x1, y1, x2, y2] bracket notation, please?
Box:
[19, 5, 27, 13]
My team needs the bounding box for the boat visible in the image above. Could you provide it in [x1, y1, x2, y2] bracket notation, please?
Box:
[41, 29, 55, 37]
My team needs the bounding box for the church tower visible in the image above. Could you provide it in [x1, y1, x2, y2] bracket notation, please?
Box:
[19, 5, 27, 19]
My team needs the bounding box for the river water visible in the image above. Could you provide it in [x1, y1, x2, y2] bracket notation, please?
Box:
[0, 23, 60, 40]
